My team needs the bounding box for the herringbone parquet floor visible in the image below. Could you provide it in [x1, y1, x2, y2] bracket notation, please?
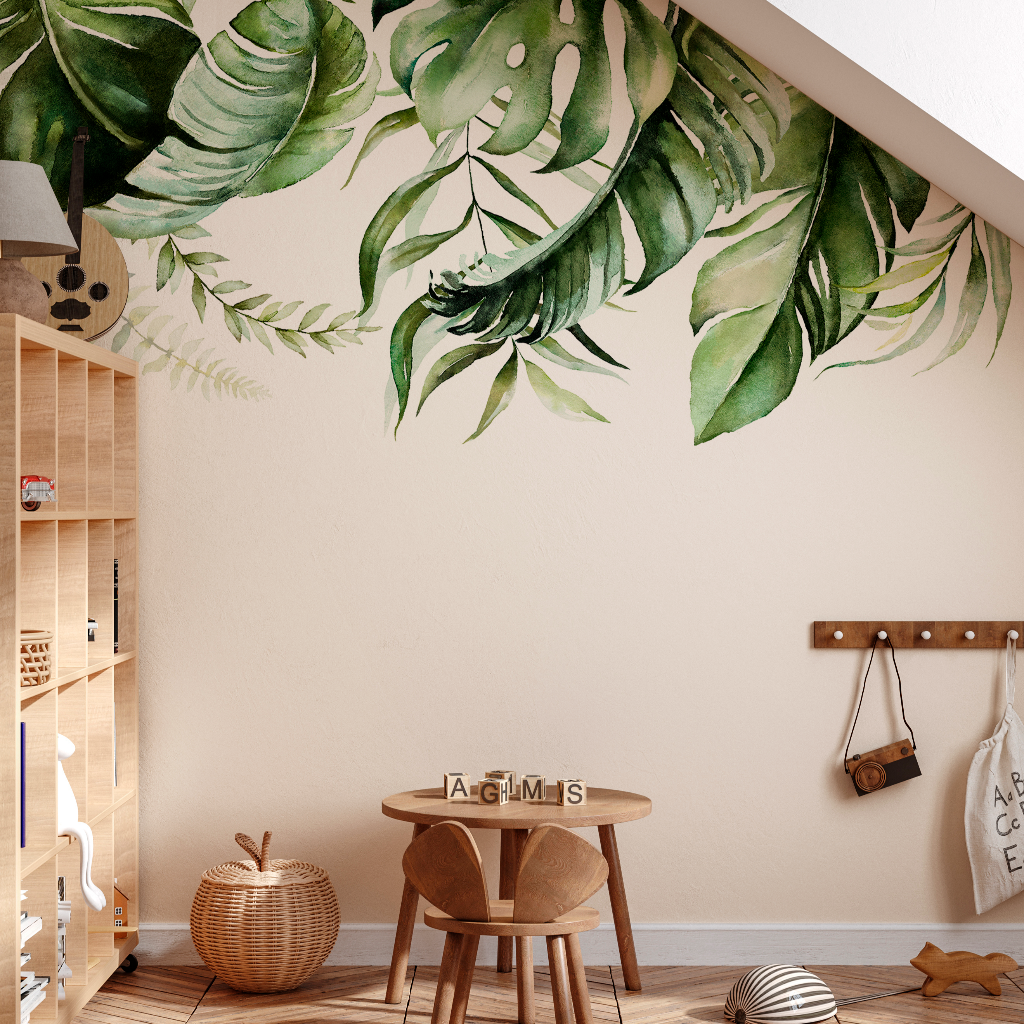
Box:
[70, 963, 1024, 1024]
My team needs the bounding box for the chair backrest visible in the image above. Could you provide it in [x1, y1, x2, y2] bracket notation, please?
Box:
[513, 824, 608, 923]
[402, 820, 491, 921]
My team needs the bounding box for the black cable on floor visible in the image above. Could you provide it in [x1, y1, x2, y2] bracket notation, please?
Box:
[185, 973, 217, 1021]
[401, 964, 417, 1024]
[608, 965, 625, 1024]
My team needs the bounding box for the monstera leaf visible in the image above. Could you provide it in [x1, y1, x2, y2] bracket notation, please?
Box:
[93, 0, 379, 238]
[0, 0, 199, 207]
[390, 0, 675, 171]
[688, 93, 930, 444]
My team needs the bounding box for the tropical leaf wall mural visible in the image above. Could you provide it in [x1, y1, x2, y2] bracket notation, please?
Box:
[0, 0, 1013, 434]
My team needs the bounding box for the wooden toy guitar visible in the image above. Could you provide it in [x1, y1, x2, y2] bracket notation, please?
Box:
[24, 126, 129, 340]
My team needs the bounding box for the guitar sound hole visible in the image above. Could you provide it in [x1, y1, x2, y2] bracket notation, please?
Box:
[42, 282, 51, 297]
[57, 265, 85, 292]
[88, 282, 109, 302]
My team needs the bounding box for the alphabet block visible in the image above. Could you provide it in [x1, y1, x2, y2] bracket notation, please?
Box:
[521, 774, 547, 802]
[478, 777, 510, 805]
[444, 772, 472, 801]
[486, 769, 516, 791]
[557, 779, 587, 806]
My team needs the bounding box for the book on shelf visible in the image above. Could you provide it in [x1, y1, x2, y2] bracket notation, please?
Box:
[21, 953, 31, 967]
[20, 916, 42, 947]
[21, 981, 47, 1023]
[114, 557, 118, 653]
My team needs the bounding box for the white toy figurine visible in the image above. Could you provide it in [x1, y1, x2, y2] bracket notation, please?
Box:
[57, 734, 106, 911]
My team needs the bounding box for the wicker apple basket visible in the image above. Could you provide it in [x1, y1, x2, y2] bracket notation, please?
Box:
[190, 831, 340, 992]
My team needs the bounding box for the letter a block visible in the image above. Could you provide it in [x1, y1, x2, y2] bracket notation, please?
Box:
[444, 772, 472, 801]
[557, 779, 587, 806]
[521, 774, 547, 802]
[478, 777, 510, 805]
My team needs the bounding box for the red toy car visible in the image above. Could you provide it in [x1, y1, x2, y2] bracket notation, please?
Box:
[21, 475, 56, 511]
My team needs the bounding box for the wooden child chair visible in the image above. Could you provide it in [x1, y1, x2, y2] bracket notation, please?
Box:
[403, 821, 609, 1024]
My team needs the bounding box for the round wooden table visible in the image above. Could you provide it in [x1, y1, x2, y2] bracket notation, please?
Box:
[382, 786, 651, 1004]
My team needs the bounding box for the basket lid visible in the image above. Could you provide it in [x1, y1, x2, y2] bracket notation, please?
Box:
[201, 858, 331, 888]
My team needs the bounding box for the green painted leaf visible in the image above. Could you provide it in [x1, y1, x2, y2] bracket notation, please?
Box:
[466, 348, 518, 441]
[824, 279, 948, 371]
[358, 155, 466, 314]
[249, 318, 273, 352]
[471, 157, 556, 230]
[923, 202, 965, 225]
[171, 224, 211, 239]
[328, 311, 356, 330]
[166, 323, 187, 352]
[265, 300, 303, 323]
[212, 281, 252, 295]
[984, 220, 1012, 361]
[110, 322, 131, 354]
[223, 305, 247, 342]
[522, 357, 608, 423]
[234, 293, 273, 311]
[482, 210, 542, 249]
[885, 212, 972, 256]
[365, 207, 473, 319]
[842, 248, 950, 293]
[841, 271, 944, 318]
[156, 240, 175, 291]
[0, 0, 198, 209]
[275, 328, 307, 354]
[531, 337, 624, 380]
[258, 302, 283, 322]
[191, 276, 206, 322]
[705, 188, 811, 239]
[182, 252, 228, 266]
[418, 340, 506, 414]
[92, 0, 378, 239]
[143, 352, 172, 374]
[392, 0, 674, 168]
[923, 222, 987, 370]
[145, 314, 173, 340]
[298, 303, 332, 331]
[372, 0, 416, 27]
[309, 332, 336, 351]
[128, 306, 157, 327]
[390, 295, 433, 432]
[342, 107, 419, 188]
[688, 103, 929, 442]
[568, 325, 628, 369]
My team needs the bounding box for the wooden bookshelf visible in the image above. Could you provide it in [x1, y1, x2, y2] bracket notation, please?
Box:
[1, 315, 139, 1022]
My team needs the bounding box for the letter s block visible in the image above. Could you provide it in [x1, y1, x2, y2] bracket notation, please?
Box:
[479, 778, 509, 805]
[557, 779, 587, 806]
[444, 772, 472, 801]
[521, 775, 547, 802]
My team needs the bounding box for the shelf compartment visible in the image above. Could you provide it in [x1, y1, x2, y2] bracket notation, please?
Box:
[57, 353, 87, 515]
[21, 688, 57, 858]
[56, 520, 87, 672]
[57, 843, 89, 993]
[86, 367, 113, 514]
[86, 816, 114, 961]
[113, 798, 137, 932]
[22, 857, 58, 1023]
[56, 930, 138, 1024]
[87, 520, 113, 659]
[113, 376, 136, 513]
[20, 344, 57, 499]
[57, 677, 88, 825]
[21, 519, 57, 638]
[86, 669, 114, 820]
[113, 660, 137, 794]
[114, 519, 136, 655]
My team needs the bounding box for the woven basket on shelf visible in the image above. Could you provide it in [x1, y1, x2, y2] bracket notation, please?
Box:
[190, 831, 340, 993]
[20, 630, 52, 686]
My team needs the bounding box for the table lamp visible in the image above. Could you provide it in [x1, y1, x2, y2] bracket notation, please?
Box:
[0, 160, 79, 323]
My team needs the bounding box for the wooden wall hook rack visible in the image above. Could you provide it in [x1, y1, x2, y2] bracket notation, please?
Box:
[814, 622, 1024, 649]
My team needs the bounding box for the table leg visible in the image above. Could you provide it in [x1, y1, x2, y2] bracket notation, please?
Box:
[598, 823, 641, 992]
[515, 935, 535, 1024]
[497, 829, 520, 972]
[386, 822, 430, 1003]
[431, 932, 464, 1024]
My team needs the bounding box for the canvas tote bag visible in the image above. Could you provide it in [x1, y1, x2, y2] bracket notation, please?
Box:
[965, 636, 1024, 913]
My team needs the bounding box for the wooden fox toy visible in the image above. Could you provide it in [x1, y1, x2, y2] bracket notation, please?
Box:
[910, 942, 1018, 996]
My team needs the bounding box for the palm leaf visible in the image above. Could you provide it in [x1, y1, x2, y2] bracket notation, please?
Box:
[92, 0, 378, 238]
[465, 348, 518, 441]
[688, 96, 929, 443]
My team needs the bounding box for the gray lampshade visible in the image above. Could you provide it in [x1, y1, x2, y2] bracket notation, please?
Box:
[0, 160, 78, 257]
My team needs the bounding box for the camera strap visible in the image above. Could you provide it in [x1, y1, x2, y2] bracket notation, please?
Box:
[844, 636, 917, 773]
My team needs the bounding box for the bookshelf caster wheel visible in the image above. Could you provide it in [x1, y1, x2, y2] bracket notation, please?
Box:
[120, 954, 139, 974]
[21, 500, 39, 511]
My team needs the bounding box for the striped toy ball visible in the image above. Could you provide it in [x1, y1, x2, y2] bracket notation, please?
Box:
[724, 965, 837, 1024]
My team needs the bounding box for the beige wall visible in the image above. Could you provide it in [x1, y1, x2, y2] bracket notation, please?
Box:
[117, 0, 1024, 957]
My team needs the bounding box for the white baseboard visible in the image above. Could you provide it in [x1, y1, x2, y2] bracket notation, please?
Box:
[137, 922, 1024, 967]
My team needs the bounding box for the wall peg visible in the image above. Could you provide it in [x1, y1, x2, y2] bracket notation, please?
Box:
[1010, 630, 1019, 641]
[965, 631, 975, 640]
[833, 631, 843, 640]
[921, 631, 931, 640]
[877, 630, 887, 640]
